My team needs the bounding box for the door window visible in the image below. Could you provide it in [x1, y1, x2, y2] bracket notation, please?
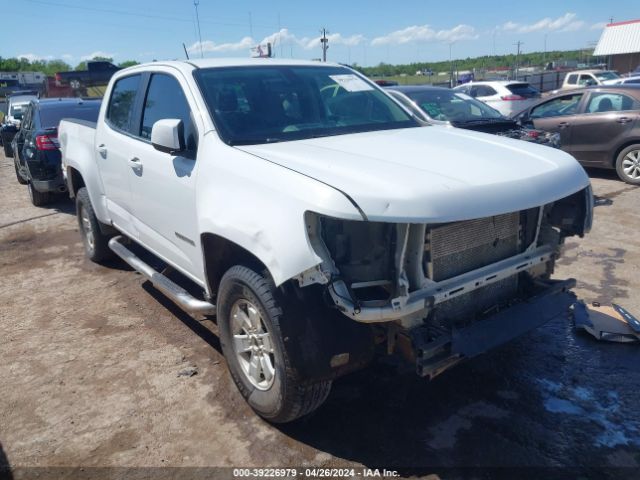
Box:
[141, 74, 197, 151]
[578, 74, 595, 86]
[106, 74, 141, 133]
[476, 85, 497, 97]
[531, 94, 583, 118]
[566, 74, 578, 85]
[586, 92, 636, 113]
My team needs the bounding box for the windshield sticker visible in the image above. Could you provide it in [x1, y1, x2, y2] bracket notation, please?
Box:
[329, 74, 374, 92]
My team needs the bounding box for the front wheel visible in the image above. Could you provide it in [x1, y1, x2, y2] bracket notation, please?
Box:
[615, 145, 640, 185]
[217, 265, 331, 423]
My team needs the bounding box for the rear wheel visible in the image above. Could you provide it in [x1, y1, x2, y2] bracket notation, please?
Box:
[27, 181, 51, 206]
[14, 161, 27, 185]
[217, 265, 332, 423]
[76, 187, 114, 262]
[3, 141, 13, 158]
[615, 145, 640, 185]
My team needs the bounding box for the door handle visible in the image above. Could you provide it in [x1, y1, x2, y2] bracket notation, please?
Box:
[128, 157, 142, 170]
[558, 122, 570, 129]
[616, 117, 632, 124]
[97, 144, 107, 157]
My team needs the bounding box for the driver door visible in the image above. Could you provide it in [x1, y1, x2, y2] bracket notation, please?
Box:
[529, 92, 585, 156]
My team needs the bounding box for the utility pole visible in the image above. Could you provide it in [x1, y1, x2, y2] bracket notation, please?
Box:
[194, 0, 203, 58]
[320, 28, 329, 62]
[449, 42, 454, 87]
[514, 40, 523, 80]
[543, 34, 547, 66]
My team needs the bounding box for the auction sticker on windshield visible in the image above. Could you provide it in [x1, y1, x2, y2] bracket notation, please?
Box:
[329, 74, 374, 92]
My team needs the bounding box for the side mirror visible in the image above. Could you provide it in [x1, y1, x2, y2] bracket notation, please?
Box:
[151, 119, 184, 154]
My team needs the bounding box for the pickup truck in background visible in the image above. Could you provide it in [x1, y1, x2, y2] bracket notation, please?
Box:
[59, 59, 594, 423]
[55, 61, 120, 89]
[561, 70, 621, 90]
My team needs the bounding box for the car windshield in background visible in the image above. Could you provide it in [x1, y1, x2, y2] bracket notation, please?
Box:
[194, 65, 418, 145]
[404, 90, 504, 123]
[9, 104, 27, 116]
[595, 71, 620, 81]
[506, 83, 540, 98]
[39, 103, 101, 129]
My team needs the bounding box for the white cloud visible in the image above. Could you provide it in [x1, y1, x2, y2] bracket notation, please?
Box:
[17, 53, 54, 62]
[188, 37, 254, 54]
[500, 13, 586, 34]
[189, 29, 365, 55]
[590, 21, 608, 30]
[371, 24, 477, 46]
[80, 51, 115, 61]
[61, 53, 73, 61]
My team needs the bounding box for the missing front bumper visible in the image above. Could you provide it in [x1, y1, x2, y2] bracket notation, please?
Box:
[412, 279, 576, 378]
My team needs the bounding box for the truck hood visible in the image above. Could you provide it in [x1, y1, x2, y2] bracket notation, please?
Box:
[237, 126, 590, 222]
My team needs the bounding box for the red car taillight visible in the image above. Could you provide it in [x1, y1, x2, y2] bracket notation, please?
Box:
[35, 134, 58, 150]
[501, 94, 526, 101]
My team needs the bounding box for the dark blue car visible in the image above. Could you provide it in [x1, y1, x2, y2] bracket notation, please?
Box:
[13, 98, 101, 206]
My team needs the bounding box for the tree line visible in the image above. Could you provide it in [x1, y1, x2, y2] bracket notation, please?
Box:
[0, 56, 139, 76]
[353, 49, 598, 77]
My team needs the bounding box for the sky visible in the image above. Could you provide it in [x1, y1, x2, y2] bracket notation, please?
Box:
[4, 0, 640, 67]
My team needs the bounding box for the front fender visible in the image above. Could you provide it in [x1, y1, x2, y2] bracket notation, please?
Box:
[196, 139, 363, 286]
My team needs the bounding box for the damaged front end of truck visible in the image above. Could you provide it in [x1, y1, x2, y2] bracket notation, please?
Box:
[298, 186, 594, 379]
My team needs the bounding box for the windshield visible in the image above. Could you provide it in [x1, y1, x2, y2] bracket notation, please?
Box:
[595, 71, 620, 81]
[39, 103, 101, 129]
[403, 89, 504, 123]
[194, 65, 418, 145]
[9, 103, 28, 116]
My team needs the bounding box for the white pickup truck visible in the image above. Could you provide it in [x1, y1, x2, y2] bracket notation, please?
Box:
[59, 59, 593, 423]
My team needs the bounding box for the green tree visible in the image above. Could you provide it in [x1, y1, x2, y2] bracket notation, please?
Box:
[118, 60, 139, 68]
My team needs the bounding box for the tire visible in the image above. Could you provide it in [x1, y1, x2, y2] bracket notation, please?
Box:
[27, 181, 51, 206]
[615, 144, 640, 185]
[3, 141, 12, 158]
[14, 161, 27, 185]
[70, 79, 81, 89]
[217, 265, 332, 423]
[76, 187, 114, 263]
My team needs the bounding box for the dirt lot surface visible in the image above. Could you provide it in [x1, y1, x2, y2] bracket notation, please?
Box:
[1, 151, 639, 479]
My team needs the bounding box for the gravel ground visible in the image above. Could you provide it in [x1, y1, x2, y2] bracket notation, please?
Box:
[1, 151, 639, 479]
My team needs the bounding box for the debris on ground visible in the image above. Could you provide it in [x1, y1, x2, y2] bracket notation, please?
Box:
[177, 366, 198, 377]
[573, 301, 640, 343]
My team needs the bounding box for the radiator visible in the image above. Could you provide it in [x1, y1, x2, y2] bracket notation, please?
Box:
[425, 212, 521, 324]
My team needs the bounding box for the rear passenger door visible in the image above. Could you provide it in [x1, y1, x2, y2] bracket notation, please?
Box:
[96, 73, 143, 236]
[568, 91, 639, 166]
[127, 71, 203, 280]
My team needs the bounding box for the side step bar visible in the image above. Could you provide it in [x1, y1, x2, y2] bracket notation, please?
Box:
[108, 236, 216, 316]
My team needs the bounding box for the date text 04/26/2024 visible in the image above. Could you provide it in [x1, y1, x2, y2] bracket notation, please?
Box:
[232, 468, 400, 478]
